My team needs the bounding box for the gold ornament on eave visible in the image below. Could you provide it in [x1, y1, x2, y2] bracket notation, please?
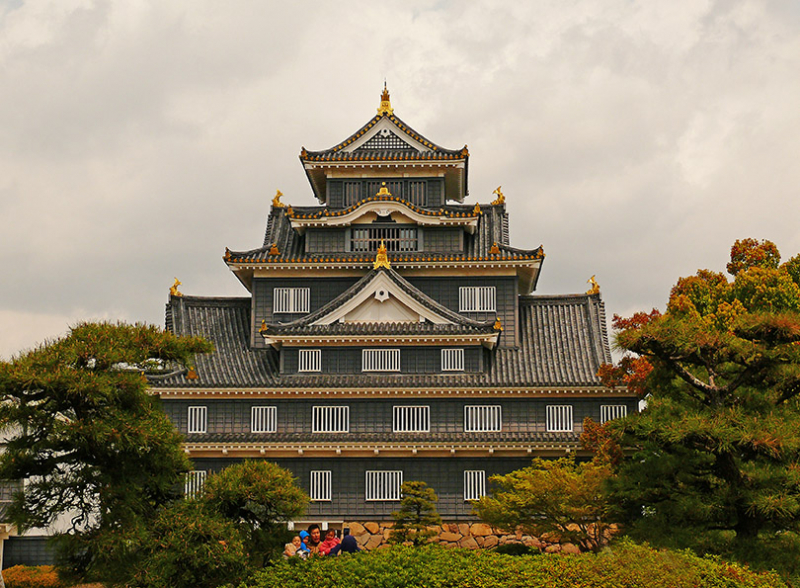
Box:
[586, 275, 600, 295]
[377, 82, 394, 116]
[376, 182, 392, 197]
[170, 278, 183, 297]
[272, 189, 285, 208]
[374, 240, 391, 270]
[491, 186, 505, 205]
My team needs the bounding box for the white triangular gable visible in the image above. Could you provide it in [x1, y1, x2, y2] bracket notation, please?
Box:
[311, 272, 454, 325]
[341, 117, 428, 153]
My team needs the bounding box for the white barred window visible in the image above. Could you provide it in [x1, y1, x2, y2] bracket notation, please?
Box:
[441, 348, 465, 372]
[310, 471, 332, 502]
[312, 406, 349, 433]
[546, 405, 574, 432]
[464, 405, 502, 432]
[299, 349, 322, 372]
[365, 471, 403, 501]
[459, 286, 496, 312]
[600, 404, 627, 423]
[251, 406, 277, 433]
[273, 287, 310, 313]
[187, 406, 207, 434]
[393, 406, 430, 432]
[362, 349, 400, 372]
[464, 470, 487, 501]
[184, 470, 206, 499]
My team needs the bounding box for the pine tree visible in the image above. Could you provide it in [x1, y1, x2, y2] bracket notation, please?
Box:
[389, 481, 442, 546]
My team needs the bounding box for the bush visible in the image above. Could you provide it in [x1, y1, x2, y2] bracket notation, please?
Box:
[239, 540, 787, 588]
[3, 565, 65, 588]
[494, 543, 537, 556]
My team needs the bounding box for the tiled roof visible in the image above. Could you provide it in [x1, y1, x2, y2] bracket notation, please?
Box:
[182, 431, 580, 444]
[150, 293, 611, 390]
[263, 266, 496, 335]
[225, 202, 537, 264]
[300, 113, 465, 162]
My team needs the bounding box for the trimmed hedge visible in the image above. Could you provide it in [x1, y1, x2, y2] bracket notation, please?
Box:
[238, 540, 786, 588]
[3, 565, 65, 588]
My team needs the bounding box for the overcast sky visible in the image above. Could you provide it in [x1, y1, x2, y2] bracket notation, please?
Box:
[2, 0, 799, 360]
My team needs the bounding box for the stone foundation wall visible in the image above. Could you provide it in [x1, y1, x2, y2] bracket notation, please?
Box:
[344, 522, 581, 554]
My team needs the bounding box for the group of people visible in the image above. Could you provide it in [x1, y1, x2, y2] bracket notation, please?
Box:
[283, 524, 361, 559]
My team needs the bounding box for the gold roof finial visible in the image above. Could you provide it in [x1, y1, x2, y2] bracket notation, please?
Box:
[269, 243, 280, 256]
[489, 242, 501, 255]
[587, 275, 600, 295]
[272, 189, 285, 208]
[472, 202, 482, 215]
[376, 182, 392, 197]
[491, 186, 505, 205]
[170, 278, 183, 298]
[259, 320, 268, 334]
[377, 82, 394, 116]
[186, 366, 198, 380]
[493, 317, 504, 331]
[374, 239, 391, 269]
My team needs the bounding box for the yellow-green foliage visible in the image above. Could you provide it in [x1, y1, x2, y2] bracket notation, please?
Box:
[3, 565, 65, 588]
[241, 540, 786, 588]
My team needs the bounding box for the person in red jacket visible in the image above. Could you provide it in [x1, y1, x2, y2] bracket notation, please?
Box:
[319, 528, 341, 556]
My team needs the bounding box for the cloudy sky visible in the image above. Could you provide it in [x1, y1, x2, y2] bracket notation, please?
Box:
[1, 0, 799, 360]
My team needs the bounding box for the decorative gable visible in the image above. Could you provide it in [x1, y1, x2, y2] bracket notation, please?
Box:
[343, 117, 427, 153]
[355, 128, 416, 152]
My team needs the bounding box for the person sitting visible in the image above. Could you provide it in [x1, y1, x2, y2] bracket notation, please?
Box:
[283, 535, 303, 559]
[319, 528, 340, 556]
[328, 534, 360, 556]
[306, 524, 322, 556]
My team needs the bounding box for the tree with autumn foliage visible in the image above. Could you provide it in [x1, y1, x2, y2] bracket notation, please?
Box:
[0, 322, 212, 583]
[601, 239, 800, 552]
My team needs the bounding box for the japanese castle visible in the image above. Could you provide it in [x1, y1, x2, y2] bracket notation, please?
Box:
[151, 86, 633, 523]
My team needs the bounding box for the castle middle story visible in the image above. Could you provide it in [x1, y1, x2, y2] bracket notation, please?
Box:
[148, 86, 634, 527]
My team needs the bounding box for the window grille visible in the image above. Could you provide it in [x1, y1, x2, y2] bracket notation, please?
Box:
[187, 406, 207, 434]
[365, 471, 403, 501]
[407, 181, 426, 206]
[393, 406, 430, 432]
[312, 406, 349, 433]
[351, 226, 418, 252]
[464, 470, 487, 501]
[299, 349, 322, 372]
[546, 405, 574, 432]
[273, 287, 310, 313]
[362, 349, 400, 372]
[357, 131, 413, 151]
[310, 471, 332, 501]
[600, 404, 627, 423]
[464, 405, 502, 432]
[441, 348, 465, 371]
[251, 406, 277, 433]
[344, 181, 361, 206]
[184, 470, 207, 499]
[459, 286, 496, 312]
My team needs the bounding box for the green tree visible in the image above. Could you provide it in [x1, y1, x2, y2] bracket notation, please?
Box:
[604, 239, 800, 550]
[472, 457, 613, 552]
[200, 460, 309, 564]
[389, 481, 442, 546]
[0, 322, 212, 582]
[131, 499, 250, 588]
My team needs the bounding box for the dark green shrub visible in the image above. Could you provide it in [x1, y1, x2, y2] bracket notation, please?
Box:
[494, 543, 536, 556]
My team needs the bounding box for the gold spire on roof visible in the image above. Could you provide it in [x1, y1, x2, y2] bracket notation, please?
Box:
[587, 275, 600, 295]
[272, 189, 285, 208]
[374, 240, 391, 269]
[377, 82, 394, 116]
[376, 182, 392, 197]
[491, 186, 505, 205]
[170, 278, 183, 297]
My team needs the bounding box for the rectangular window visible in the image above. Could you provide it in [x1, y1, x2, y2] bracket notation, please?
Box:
[441, 348, 465, 371]
[312, 406, 349, 433]
[393, 406, 430, 432]
[310, 471, 332, 502]
[464, 470, 487, 501]
[187, 406, 207, 434]
[344, 181, 361, 206]
[362, 349, 400, 372]
[298, 349, 322, 372]
[464, 405, 502, 432]
[600, 404, 627, 423]
[184, 470, 207, 499]
[459, 286, 496, 312]
[350, 226, 418, 252]
[408, 181, 426, 206]
[365, 471, 403, 501]
[251, 406, 277, 433]
[273, 287, 310, 313]
[546, 405, 574, 432]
